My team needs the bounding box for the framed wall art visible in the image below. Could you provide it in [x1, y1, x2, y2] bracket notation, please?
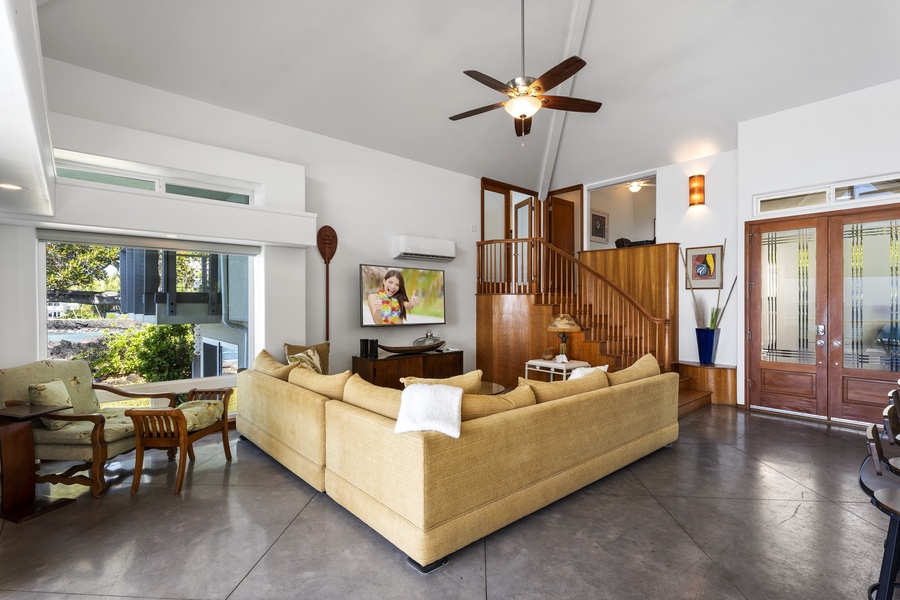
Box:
[685, 245, 723, 289]
[590, 210, 609, 244]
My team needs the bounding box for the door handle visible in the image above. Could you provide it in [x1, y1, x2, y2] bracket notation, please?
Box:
[817, 324, 826, 336]
[832, 340, 842, 347]
[816, 340, 825, 346]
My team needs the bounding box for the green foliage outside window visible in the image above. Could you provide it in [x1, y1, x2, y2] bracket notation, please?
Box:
[89, 324, 194, 383]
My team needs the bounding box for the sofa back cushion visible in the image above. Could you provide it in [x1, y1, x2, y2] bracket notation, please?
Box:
[606, 353, 660, 386]
[288, 368, 353, 401]
[252, 349, 301, 381]
[0, 359, 100, 414]
[399, 369, 483, 394]
[459, 384, 536, 421]
[343, 375, 537, 422]
[518, 368, 609, 403]
[284, 341, 330, 375]
[343, 374, 402, 419]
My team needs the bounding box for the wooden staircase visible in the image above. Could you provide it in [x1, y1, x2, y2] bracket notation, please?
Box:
[476, 239, 717, 417]
[677, 373, 712, 417]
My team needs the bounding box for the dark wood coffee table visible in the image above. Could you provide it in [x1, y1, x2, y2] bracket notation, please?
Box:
[0, 404, 76, 522]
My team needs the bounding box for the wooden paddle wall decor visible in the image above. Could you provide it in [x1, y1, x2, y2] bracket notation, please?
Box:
[316, 226, 338, 341]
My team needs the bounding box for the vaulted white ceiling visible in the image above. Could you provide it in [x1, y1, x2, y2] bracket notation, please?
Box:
[4, 0, 900, 213]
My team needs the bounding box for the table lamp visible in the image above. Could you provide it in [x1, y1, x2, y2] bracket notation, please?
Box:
[548, 314, 581, 358]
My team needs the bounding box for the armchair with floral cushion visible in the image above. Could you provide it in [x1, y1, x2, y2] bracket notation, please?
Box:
[0, 359, 177, 498]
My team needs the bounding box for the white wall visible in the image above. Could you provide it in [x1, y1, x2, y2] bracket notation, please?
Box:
[656, 151, 740, 369]
[736, 78, 900, 404]
[28, 59, 480, 374]
[587, 185, 655, 249]
[0, 225, 41, 365]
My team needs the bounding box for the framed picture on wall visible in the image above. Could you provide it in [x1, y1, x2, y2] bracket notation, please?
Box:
[590, 210, 609, 243]
[685, 245, 723, 289]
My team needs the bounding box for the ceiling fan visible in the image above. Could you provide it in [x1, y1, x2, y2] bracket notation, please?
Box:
[449, 0, 602, 138]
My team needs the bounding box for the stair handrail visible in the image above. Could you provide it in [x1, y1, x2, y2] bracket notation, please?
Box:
[476, 238, 671, 371]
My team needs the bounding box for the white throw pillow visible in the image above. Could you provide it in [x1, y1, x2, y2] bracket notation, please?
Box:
[568, 365, 609, 380]
[394, 383, 463, 438]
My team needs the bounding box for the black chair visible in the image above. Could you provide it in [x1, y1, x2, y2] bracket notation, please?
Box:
[860, 424, 900, 599]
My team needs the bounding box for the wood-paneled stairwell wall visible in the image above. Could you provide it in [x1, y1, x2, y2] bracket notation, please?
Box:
[476, 240, 679, 389]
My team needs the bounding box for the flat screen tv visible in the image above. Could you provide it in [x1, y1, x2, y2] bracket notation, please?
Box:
[360, 264, 446, 327]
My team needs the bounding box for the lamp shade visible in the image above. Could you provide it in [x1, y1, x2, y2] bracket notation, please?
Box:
[548, 314, 581, 333]
[689, 174, 705, 206]
[504, 95, 542, 119]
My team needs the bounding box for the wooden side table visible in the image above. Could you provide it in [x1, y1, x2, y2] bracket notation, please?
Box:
[0, 404, 76, 523]
[524, 359, 592, 381]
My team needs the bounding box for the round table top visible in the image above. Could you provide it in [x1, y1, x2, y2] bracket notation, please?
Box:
[479, 382, 505, 395]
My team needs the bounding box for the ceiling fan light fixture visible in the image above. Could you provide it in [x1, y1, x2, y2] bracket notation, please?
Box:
[628, 181, 643, 193]
[504, 95, 542, 119]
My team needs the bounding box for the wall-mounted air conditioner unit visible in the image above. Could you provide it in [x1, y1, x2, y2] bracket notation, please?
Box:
[390, 235, 456, 262]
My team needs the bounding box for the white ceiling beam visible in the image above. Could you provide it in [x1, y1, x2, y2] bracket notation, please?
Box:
[537, 0, 592, 200]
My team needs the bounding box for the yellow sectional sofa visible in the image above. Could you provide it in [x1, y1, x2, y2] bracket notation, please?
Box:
[237, 352, 679, 570]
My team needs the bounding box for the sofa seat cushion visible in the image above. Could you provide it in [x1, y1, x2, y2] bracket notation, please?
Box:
[399, 369, 483, 394]
[32, 406, 135, 444]
[178, 399, 226, 432]
[288, 368, 353, 401]
[284, 341, 330, 375]
[28, 380, 75, 430]
[253, 349, 302, 381]
[606, 353, 660, 386]
[0, 359, 101, 414]
[519, 368, 609, 403]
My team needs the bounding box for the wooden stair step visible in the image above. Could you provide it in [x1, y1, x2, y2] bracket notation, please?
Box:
[678, 389, 712, 418]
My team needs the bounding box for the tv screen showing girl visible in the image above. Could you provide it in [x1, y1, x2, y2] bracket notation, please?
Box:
[360, 264, 446, 326]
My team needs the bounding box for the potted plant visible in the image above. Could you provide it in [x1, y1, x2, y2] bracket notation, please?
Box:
[681, 245, 737, 365]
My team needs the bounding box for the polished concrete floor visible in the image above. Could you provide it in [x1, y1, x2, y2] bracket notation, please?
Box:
[0, 405, 890, 599]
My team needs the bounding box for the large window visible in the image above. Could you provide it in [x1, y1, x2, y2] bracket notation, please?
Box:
[44, 238, 252, 395]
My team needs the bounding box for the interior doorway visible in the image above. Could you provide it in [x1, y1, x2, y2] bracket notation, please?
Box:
[587, 176, 656, 249]
[746, 205, 900, 423]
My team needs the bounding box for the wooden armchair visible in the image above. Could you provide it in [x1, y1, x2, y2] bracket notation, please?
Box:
[126, 388, 233, 495]
[0, 359, 177, 498]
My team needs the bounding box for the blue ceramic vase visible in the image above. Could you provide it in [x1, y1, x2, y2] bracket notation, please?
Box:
[696, 328, 720, 365]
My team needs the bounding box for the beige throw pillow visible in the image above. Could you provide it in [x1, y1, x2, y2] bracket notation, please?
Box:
[342, 375, 402, 420]
[284, 341, 330, 375]
[253, 349, 301, 381]
[400, 369, 483, 394]
[606, 353, 661, 386]
[288, 368, 352, 400]
[28, 380, 74, 430]
[518, 368, 609, 403]
[460, 384, 536, 421]
[286, 347, 323, 374]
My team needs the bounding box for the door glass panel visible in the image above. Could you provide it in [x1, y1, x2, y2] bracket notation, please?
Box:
[761, 228, 817, 364]
[483, 190, 506, 241]
[843, 220, 900, 371]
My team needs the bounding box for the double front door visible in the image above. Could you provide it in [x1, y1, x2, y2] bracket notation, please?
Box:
[747, 207, 900, 422]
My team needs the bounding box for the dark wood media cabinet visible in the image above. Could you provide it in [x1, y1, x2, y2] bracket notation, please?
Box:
[351, 350, 464, 390]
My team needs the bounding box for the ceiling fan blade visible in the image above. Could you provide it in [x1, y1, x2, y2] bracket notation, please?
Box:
[514, 117, 532, 138]
[539, 95, 602, 113]
[464, 70, 514, 95]
[449, 101, 507, 121]
[529, 56, 586, 94]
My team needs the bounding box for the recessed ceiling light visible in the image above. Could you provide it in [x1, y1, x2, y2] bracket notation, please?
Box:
[0, 183, 24, 191]
[164, 234, 179, 238]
